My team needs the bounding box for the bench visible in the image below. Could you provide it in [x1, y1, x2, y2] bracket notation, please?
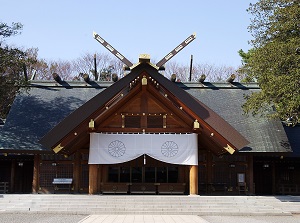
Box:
[52, 178, 73, 193]
[0, 182, 9, 194]
[101, 183, 128, 194]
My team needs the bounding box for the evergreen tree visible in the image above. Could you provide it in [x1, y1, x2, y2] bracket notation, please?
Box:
[0, 22, 30, 118]
[242, 0, 300, 126]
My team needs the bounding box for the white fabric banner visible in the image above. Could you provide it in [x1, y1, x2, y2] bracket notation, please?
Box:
[88, 133, 198, 165]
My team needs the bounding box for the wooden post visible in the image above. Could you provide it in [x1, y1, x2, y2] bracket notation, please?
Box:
[98, 165, 103, 192]
[272, 162, 276, 194]
[73, 151, 80, 193]
[89, 164, 98, 195]
[207, 151, 213, 193]
[10, 160, 16, 193]
[189, 165, 198, 195]
[178, 165, 185, 183]
[102, 165, 108, 183]
[32, 154, 40, 193]
[247, 155, 254, 194]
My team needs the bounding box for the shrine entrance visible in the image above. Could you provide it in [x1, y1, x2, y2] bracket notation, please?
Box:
[88, 133, 196, 195]
[102, 155, 185, 194]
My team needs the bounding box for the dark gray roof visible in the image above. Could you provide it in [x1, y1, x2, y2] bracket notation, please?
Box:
[283, 125, 300, 157]
[0, 80, 296, 154]
[0, 82, 105, 152]
[39, 63, 249, 152]
[182, 83, 293, 153]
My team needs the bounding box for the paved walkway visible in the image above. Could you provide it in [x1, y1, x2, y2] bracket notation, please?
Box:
[1, 195, 300, 222]
[79, 215, 209, 223]
[1, 213, 300, 223]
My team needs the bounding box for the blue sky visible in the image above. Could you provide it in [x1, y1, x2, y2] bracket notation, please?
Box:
[1, 0, 254, 68]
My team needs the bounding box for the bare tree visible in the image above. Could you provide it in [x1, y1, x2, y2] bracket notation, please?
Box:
[165, 61, 238, 82]
[198, 64, 236, 82]
[48, 60, 74, 80]
[31, 58, 49, 80]
[72, 52, 117, 81]
[164, 61, 190, 82]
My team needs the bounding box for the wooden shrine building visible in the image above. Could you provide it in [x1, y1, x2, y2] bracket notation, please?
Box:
[0, 33, 300, 195]
[0, 59, 299, 195]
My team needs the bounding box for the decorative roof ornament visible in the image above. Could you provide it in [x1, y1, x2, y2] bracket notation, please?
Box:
[93, 31, 196, 71]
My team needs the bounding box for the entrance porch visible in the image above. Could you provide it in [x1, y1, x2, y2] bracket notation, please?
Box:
[88, 155, 198, 195]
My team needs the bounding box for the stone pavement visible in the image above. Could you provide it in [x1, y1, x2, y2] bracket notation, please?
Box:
[1, 194, 300, 223]
[1, 194, 300, 215]
[79, 215, 209, 223]
[1, 213, 300, 223]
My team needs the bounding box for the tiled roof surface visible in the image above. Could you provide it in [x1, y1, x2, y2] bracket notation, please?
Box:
[283, 125, 300, 157]
[184, 87, 293, 153]
[0, 84, 104, 152]
[0, 80, 297, 154]
[39, 64, 249, 152]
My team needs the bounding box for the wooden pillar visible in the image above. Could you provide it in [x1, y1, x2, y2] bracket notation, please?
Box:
[102, 165, 108, 183]
[97, 165, 103, 192]
[89, 164, 98, 195]
[178, 165, 185, 183]
[73, 151, 80, 193]
[189, 165, 198, 195]
[32, 154, 40, 193]
[10, 160, 16, 193]
[272, 162, 276, 194]
[207, 152, 213, 186]
[247, 155, 254, 194]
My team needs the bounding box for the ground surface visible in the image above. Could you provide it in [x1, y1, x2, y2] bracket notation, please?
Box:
[1, 214, 300, 223]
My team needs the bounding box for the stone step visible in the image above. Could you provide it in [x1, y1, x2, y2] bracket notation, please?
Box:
[0, 194, 297, 216]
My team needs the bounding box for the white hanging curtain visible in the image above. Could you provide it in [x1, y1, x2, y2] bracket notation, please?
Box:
[88, 133, 198, 165]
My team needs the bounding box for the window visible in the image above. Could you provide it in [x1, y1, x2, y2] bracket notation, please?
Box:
[147, 116, 163, 128]
[107, 166, 178, 183]
[145, 167, 156, 183]
[131, 167, 142, 182]
[157, 167, 167, 183]
[124, 116, 141, 128]
[120, 167, 130, 182]
[108, 167, 119, 182]
[168, 167, 178, 183]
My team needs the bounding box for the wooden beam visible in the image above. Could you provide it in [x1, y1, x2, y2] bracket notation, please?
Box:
[73, 151, 81, 193]
[95, 85, 142, 127]
[96, 127, 192, 133]
[247, 155, 254, 194]
[10, 160, 15, 193]
[32, 154, 40, 193]
[50, 85, 141, 154]
[140, 87, 148, 128]
[147, 84, 194, 126]
[89, 164, 98, 195]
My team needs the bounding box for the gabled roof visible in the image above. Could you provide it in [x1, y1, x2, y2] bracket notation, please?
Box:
[38, 63, 249, 155]
[184, 86, 293, 153]
[0, 64, 296, 155]
[283, 125, 300, 156]
[0, 85, 104, 153]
